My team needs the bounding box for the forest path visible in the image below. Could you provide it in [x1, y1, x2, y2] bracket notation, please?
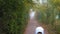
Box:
[24, 18, 49, 34]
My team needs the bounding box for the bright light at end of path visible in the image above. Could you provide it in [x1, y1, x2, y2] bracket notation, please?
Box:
[30, 11, 35, 19]
[30, 12, 35, 17]
[30, 9, 36, 19]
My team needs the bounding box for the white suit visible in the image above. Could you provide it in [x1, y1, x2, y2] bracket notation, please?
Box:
[35, 27, 44, 34]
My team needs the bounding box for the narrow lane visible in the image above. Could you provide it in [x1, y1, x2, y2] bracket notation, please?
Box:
[24, 18, 49, 34]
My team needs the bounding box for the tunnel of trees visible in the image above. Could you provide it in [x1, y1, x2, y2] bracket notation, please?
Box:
[0, 0, 60, 34]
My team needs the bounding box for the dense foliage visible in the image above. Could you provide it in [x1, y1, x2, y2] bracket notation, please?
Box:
[0, 0, 33, 34]
[35, 0, 60, 34]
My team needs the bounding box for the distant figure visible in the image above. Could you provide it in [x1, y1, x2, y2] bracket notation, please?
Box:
[35, 27, 44, 34]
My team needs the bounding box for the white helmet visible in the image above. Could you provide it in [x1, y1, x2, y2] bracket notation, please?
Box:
[35, 27, 44, 34]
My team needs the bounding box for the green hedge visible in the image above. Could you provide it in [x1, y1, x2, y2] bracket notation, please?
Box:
[0, 0, 31, 34]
